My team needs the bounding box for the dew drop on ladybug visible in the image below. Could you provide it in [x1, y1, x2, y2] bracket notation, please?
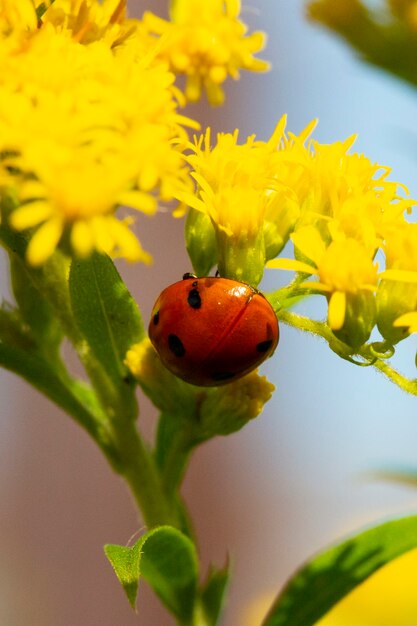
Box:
[148, 274, 279, 387]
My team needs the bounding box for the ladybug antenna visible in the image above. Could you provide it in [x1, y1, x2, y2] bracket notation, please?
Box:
[183, 272, 197, 280]
[215, 269, 221, 277]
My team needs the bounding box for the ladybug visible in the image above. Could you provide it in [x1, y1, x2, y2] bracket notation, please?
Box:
[148, 273, 279, 386]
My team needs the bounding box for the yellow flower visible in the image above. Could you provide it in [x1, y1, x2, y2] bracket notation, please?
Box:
[40, 0, 141, 49]
[182, 119, 283, 284]
[199, 370, 275, 436]
[0, 0, 38, 34]
[181, 116, 316, 284]
[377, 222, 417, 343]
[0, 13, 196, 265]
[394, 310, 417, 333]
[298, 136, 412, 250]
[142, 0, 269, 105]
[317, 547, 417, 626]
[269, 227, 378, 330]
[125, 339, 274, 430]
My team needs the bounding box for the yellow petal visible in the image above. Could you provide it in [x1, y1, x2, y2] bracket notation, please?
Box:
[328, 291, 346, 330]
[267, 115, 287, 149]
[380, 269, 417, 283]
[267, 258, 316, 274]
[10, 201, 53, 230]
[111, 218, 152, 263]
[26, 218, 63, 266]
[118, 190, 156, 215]
[291, 225, 326, 265]
[394, 312, 417, 330]
[70, 220, 94, 258]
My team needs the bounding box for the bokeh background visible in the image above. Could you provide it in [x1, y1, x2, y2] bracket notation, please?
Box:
[1, 1, 417, 624]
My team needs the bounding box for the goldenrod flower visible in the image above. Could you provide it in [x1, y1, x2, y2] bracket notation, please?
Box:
[377, 222, 417, 343]
[297, 136, 412, 251]
[142, 0, 269, 105]
[270, 227, 378, 332]
[0, 0, 38, 34]
[40, 0, 142, 50]
[126, 338, 274, 432]
[199, 370, 275, 436]
[0, 6, 196, 265]
[181, 116, 315, 284]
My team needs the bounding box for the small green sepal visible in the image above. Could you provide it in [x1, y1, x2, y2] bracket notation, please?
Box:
[104, 526, 199, 621]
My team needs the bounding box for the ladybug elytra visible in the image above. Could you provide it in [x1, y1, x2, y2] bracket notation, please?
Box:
[148, 274, 279, 386]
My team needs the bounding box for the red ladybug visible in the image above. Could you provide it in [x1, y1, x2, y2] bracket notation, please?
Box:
[148, 274, 279, 386]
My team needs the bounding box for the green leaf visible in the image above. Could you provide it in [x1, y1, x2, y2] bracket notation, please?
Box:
[263, 515, 417, 626]
[69, 253, 145, 383]
[104, 543, 141, 609]
[200, 562, 231, 626]
[10, 256, 63, 356]
[105, 525, 199, 622]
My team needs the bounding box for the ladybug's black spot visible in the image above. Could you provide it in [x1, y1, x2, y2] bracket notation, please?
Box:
[168, 334, 186, 357]
[153, 311, 160, 325]
[188, 288, 201, 309]
[192, 281, 198, 287]
[211, 371, 236, 382]
[256, 339, 273, 353]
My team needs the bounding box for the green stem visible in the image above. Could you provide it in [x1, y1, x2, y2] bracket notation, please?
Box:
[368, 355, 417, 396]
[279, 309, 417, 396]
[111, 416, 181, 529]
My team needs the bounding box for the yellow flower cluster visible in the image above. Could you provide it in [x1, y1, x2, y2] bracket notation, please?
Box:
[0, 0, 191, 264]
[184, 116, 416, 349]
[125, 337, 274, 432]
[0, 0, 266, 266]
[142, 0, 268, 105]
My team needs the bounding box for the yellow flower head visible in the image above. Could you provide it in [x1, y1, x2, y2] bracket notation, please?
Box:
[181, 117, 287, 284]
[377, 222, 417, 343]
[142, 0, 269, 104]
[300, 137, 412, 251]
[0, 0, 38, 34]
[40, 0, 136, 48]
[125, 338, 274, 430]
[291, 227, 378, 329]
[0, 14, 195, 265]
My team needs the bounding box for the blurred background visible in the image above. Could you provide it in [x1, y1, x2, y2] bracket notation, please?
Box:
[1, 1, 417, 624]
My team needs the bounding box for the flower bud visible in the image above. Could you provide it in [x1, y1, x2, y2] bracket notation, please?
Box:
[377, 279, 417, 344]
[216, 223, 266, 287]
[377, 223, 417, 344]
[125, 338, 197, 415]
[263, 193, 300, 261]
[331, 290, 376, 349]
[199, 371, 275, 437]
[185, 208, 217, 277]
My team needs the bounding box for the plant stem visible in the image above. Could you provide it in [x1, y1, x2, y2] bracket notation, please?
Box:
[279, 309, 417, 396]
[111, 416, 181, 529]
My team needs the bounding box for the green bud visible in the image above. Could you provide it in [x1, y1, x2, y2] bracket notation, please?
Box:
[263, 196, 299, 261]
[331, 291, 376, 350]
[125, 338, 197, 415]
[185, 208, 217, 277]
[216, 227, 265, 287]
[199, 371, 275, 438]
[376, 279, 417, 345]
